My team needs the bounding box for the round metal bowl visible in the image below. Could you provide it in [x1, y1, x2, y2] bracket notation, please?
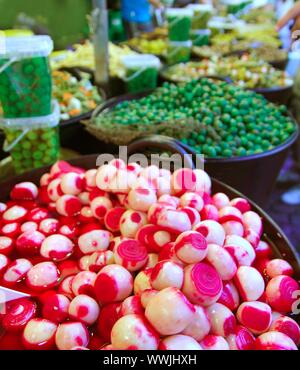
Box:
[0, 152, 299, 278]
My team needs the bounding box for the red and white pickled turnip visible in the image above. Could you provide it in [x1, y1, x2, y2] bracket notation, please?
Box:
[71, 271, 97, 297]
[226, 325, 255, 350]
[40, 234, 74, 261]
[42, 293, 70, 323]
[133, 269, 152, 295]
[182, 305, 210, 341]
[26, 262, 60, 291]
[111, 314, 159, 350]
[3, 258, 33, 285]
[55, 321, 89, 350]
[0, 253, 10, 274]
[218, 281, 240, 311]
[2, 298, 37, 332]
[237, 301, 272, 335]
[120, 210, 147, 238]
[266, 259, 293, 279]
[224, 235, 256, 267]
[193, 220, 225, 246]
[145, 287, 195, 336]
[88, 250, 114, 272]
[206, 243, 237, 281]
[0, 236, 14, 255]
[22, 318, 57, 350]
[159, 335, 202, 350]
[182, 262, 223, 306]
[113, 239, 148, 272]
[255, 331, 297, 350]
[269, 315, 300, 345]
[150, 260, 184, 290]
[78, 229, 111, 254]
[10, 182, 38, 201]
[120, 295, 144, 316]
[56, 195, 82, 217]
[266, 275, 300, 313]
[200, 335, 229, 350]
[94, 264, 133, 304]
[234, 266, 265, 302]
[206, 303, 236, 337]
[174, 231, 208, 264]
[69, 294, 100, 325]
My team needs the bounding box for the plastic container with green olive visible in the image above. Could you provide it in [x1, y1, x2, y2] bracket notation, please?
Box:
[166, 41, 192, 65]
[0, 35, 53, 118]
[187, 4, 213, 29]
[0, 101, 60, 174]
[190, 29, 211, 47]
[122, 54, 161, 93]
[166, 8, 193, 42]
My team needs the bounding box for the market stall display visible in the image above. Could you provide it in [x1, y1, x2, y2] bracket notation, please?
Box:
[240, 6, 277, 24]
[126, 37, 167, 57]
[0, 157, 299, 350]
[193, 42, 288, 66]
[0, 0, 300, 351]
[161, 56, 293, 90]
[50, 41, 138, 80]
[87, 78, 296, 158]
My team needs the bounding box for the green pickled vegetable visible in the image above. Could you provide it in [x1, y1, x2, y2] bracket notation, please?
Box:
[91, 78, 296, 159]
[0, 56, 52, 118]
[4, 126, 59, 174]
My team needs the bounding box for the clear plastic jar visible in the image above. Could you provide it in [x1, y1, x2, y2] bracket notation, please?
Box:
[0, 101, 60, 174]
[122, 54, 161, 93]
[166, 41, 192, 65]
[166, 8, 193, 42]
[187, 4, 213, 29]
[190, 29, 211, 47]
[0, 35, 53, 118]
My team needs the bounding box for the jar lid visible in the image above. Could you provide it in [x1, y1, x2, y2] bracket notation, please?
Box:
[122, 54, 161, 69]
[168, 40, 192, 47]
[222, 0, 246, 5]
[0, 35, 53, 59]
[165, 8, 193, 17]
[186, 4, 213, 12]
[0, 100, 60, 130]
[190, 29, 211, 36]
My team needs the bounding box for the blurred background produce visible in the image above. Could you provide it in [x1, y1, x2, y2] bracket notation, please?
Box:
[52, 70, 103, 121]
[162, 54, 292, 89]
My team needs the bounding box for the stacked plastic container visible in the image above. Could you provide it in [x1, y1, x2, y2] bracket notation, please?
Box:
[222, 0, 251, 15]
[187, 4, 213, 47]
[121, 54, 161, 94]
[165, 8, 193, 65]
[0, 35, 60, 174]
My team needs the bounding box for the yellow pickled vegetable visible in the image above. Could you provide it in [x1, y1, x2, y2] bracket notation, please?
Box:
[50, 41, 137, 79]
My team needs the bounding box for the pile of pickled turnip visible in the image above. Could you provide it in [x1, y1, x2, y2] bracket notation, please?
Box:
[0, 159, 299, 351]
